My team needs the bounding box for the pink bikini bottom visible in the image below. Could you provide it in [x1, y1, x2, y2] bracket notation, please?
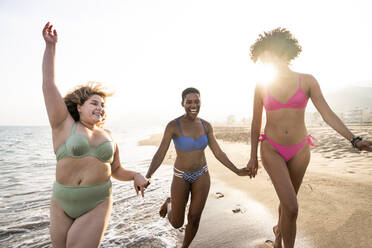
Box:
[259, 134, 316, 162]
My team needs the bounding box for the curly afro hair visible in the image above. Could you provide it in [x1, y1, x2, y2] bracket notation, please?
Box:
[250, 27, 302, 63]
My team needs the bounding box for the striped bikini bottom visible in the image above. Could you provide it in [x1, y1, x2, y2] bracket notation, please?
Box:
[174, 165, 208, 184]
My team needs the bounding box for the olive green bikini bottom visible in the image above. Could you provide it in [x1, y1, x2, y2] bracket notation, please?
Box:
[52, 180, 112, 219]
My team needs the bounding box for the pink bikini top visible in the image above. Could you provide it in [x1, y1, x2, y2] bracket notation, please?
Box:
[263, 76, 308, 111]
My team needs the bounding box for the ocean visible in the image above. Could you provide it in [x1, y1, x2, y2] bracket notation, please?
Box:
[0, 125, 181, 248]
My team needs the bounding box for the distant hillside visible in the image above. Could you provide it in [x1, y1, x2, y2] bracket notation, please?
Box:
[324, 86, 372, 112]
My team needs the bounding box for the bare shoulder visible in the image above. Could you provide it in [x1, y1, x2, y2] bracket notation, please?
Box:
[50, 117, 75, 152]
[167, 119, 177, 129]
[103, 128, 117, 149]
[300, 73, 318, 86]
[200, 118, 213, 133]
[165, 119, 178, 134]
[255, 82, 265, 94]
[299, 73, 319, 95]
[104, 128, 112, 135]
[52, 116, 74, 137]
[103, 128, 114, 138]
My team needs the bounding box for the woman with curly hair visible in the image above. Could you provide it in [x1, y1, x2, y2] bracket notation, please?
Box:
[42, 22, 148, 247]
[246, 27, 372, 248]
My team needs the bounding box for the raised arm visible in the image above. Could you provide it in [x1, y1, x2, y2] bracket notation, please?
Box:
[246, 83, 264, 178]
[111, 143, 147, 197]
[309, 75, 372, 151]
[205, 121, 249, 176]
[42, 22, 70, 129]
[145, 121, 174, 179]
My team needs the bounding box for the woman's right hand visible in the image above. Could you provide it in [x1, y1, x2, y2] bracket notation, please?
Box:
[42, 22, 58, 45]
[236, 167, 250, 176]
[356, 139, 372, 152]
[133, 173, 147, 198]
[246, 157, 258, 179]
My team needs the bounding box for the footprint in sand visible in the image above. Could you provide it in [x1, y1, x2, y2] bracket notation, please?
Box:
[232, 208, 241, 213]
[249, 239, 274, 248]
[232, 204, 246, 213]
[307, 184, 313, 191]
[215, 192, 224, 199]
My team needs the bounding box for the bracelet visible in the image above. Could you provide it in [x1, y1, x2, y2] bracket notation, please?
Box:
[145, 177, 151, 185]
[350, 136, 363, 148]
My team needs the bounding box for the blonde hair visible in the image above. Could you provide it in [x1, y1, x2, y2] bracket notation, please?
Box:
[64, 82, 114, 127]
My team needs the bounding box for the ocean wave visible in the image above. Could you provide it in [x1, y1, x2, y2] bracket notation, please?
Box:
[0, 126, 178, 247]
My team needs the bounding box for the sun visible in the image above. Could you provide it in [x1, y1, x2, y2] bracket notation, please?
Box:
[251, 62, 277, 85]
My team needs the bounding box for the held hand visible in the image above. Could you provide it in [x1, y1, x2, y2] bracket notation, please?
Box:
[246, 158, 258, 179]
[42, 22, 58, 45]
[133, 173, 147, 197]
[236, 167, 251, 176]
[356, 139, 372, 152]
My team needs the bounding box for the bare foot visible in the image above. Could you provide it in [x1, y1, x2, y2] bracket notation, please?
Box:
[273, 225, 282, 248]
[159, 197, 171, 218]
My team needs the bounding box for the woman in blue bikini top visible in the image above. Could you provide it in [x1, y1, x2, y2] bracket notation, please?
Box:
[145, 87, 249, 248]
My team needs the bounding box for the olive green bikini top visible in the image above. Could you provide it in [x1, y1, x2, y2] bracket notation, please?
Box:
[55, 122, 115, 163]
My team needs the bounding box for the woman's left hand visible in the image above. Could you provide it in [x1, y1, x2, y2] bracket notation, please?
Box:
[42, 22, 58, 45]
[246, 158, 259, 179]
[133, 173, 147, 197]
[356, 139, 372, 152]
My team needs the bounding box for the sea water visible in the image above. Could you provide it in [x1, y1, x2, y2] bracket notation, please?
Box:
[0, 125, 180, 248]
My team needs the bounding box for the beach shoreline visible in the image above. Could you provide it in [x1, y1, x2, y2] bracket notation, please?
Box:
[139, 126, 372, 248]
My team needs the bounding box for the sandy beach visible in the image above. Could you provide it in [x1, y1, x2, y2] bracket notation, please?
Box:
[139, 125, 372, 248]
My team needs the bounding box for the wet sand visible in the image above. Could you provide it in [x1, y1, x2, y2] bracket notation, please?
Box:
[139, 125, 372, 248]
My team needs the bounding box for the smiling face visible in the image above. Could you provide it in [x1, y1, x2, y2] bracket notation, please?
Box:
[182, 93, 201, 119]
[77, 94, 105, 125]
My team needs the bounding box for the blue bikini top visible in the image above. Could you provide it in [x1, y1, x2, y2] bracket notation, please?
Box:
[173, 118, 209, 152]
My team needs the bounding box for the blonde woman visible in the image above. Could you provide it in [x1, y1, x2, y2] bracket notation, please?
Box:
[42, 22, 147, 247]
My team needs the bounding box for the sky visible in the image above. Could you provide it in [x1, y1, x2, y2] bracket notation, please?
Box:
[1, 0, 372, 127]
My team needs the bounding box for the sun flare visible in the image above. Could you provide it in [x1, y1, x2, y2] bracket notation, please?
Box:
[252, 62, 277, 85]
